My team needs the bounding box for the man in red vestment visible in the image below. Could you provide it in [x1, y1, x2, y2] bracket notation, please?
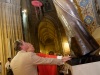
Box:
[37, 53, 58, 75]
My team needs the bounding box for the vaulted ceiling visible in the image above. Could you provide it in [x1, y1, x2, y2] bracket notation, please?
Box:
[38, 18, 57, 45]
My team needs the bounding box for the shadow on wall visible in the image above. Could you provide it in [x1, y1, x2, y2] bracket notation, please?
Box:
[92, 27, 100, 45]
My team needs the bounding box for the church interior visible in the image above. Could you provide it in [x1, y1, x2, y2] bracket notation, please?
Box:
[0, 0, 100, 75]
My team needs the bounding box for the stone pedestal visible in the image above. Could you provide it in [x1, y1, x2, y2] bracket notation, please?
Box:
[66, 61, 100, 75]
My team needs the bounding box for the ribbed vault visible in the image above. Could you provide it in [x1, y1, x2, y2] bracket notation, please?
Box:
[38, 18, 58, 53]
[38, 18, 57, 44]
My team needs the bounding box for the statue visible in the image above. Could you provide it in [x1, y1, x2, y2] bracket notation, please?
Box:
[53, 0, 100, 65]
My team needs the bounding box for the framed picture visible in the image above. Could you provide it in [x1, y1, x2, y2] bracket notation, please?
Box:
[92, 0, 100, 25]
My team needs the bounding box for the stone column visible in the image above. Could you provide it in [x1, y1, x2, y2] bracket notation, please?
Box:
[0, 0, 23, 75]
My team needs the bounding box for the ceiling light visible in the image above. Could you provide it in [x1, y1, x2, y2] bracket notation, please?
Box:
[70, 0, 73, 2]
[22, 9, 27, 13]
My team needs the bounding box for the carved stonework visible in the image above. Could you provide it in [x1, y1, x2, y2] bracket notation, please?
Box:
[75, 0, 99, 33]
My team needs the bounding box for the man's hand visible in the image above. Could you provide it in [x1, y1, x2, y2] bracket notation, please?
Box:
[62, 56, 71, 62]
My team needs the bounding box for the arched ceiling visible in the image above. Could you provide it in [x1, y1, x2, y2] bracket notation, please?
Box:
[38, 18, 57, 44]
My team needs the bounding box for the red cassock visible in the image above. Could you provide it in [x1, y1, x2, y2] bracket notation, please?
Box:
[37, 53, 57, 75]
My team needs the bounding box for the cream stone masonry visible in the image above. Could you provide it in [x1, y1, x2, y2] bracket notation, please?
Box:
[64, 61, 100, 75]
[71, 61, 100, 75]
